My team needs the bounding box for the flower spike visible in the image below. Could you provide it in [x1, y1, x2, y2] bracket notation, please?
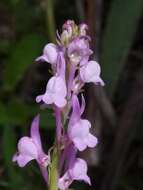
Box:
[13, 20, 104, 190]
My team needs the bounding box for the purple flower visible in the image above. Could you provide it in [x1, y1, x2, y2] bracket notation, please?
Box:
[68, 95, 98, 151]
[36, 43, 58, 65]
[36, 76, 67, 108]
[67, 37, 92, 65]
[60, 20, 74, 44]
[58, 158, 91, 190]
[79, 23, 88, 36]
[68, 119, 98, 151]
[80, 60, 104, 86]
[63, 20, 75, 31]
[12, 115, 50, 183]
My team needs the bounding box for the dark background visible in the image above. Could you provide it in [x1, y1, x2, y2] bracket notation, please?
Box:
[0, 0, 143, 189]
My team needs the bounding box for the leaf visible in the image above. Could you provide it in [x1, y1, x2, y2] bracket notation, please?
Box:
[0, 39, 11, 54]
[2, 125, 23, 189]
[0, 101, 34, 125]
[0, 100, 55, 128]
[101, 0, 143, 94]
[4, 34, 45, 90]
[40, 109, 55, 129]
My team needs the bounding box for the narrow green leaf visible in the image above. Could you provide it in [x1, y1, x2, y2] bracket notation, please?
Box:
[2, 125, 23, 189]
[101, 0, 143, 94]
[4, 34, 45, 90]
[0, 100, 55, 128]
[0, 101, 35, 125]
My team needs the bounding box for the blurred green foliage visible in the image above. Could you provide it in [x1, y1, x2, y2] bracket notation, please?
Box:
[101, 0, 143, 95]
[4, 34, 46, 90]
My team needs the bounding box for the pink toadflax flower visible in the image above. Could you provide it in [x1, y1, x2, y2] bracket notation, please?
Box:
[36, 43, 58, 65]
[80, 60, 104, 86]
[79, 23, 88, 36]
[67, 37, 92, 65]
[68, 119, 98, 151]
[36, 76, 67, 108]
[58, 158, 91, 190]
[68, 95, 98, 151]
[36, 50, 67, 108]
[12, 115, 50, 183]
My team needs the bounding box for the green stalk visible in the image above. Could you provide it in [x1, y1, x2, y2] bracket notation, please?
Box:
[49, 147, 59, 190]
[45, 0, 56, 42]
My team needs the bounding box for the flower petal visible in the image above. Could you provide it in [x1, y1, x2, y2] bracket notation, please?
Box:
[37, 76, 67, 107]
[42, 93, 54, 105]
[69, 158, 91, 184]
[48, 77, 67, 96]
[18, 137, 38, 159]
[70, 95, 81, 123]
[69, 120, 90, 139]
[43, 43, 58, 64]
[15, 154, 34, 167]
[73, 138, 87, 151]
[40, 76, 67, 107]
[36, 55, 50, 63]
[54, 96, 67, 107]
[58, 172, 72, 190]
[30, 115, 42, 152]
[93, 77, 105, 86]
[56, 52, 66, 79]
[85, 133, 98, 148]
[80, 60, 104, 86]
[80, 94, 85, 115]
[39, 165, 48, 183]
[71, 158, 87, 176]
[36, 95, 43, 103]
[59, 158, 91, 189]
[81, 174, 91, 185]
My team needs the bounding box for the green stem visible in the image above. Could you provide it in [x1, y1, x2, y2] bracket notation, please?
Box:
[45, 0, 56, 42]
[49, 147, 59, 190]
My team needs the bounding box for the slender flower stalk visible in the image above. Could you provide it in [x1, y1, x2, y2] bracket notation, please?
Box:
[49, 147, 58, 190]
[67, 63, 76, 99]
[12, 20, 104, 190]
[55, 107, 62, 143]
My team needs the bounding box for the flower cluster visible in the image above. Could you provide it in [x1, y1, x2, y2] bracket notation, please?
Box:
[13, 20, 104, 189]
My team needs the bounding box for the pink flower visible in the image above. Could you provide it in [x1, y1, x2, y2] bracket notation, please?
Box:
[80, 60, 104, 85]
[68, 95, 98, 151]
[60, 20, 74, 43]
[67, 37, 92, 64]
[68, 119, 98, 151]
[58, 158, 91, 190]
[36, 76, 67, 108]
[12, 115, 50, 183]
[36, 43, 58, 65]
[63, 20, 75, 31]
[79, 23, 88, 36]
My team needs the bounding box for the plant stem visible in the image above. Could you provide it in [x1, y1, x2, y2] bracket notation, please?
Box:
[55, 107, 62, 143]
[49, 147, 58, 190]
[49, 106, 62, 190]
[45, 0, 56, 42]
